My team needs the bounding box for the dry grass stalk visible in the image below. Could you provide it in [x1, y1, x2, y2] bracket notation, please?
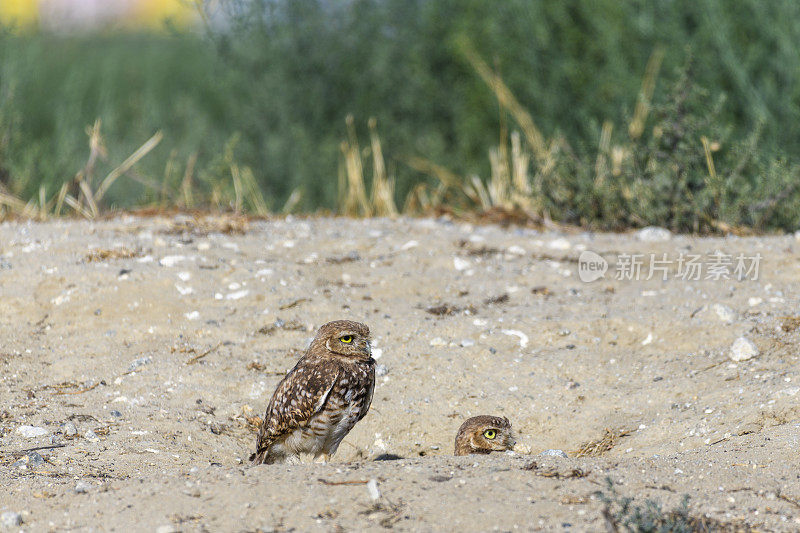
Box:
[180, 153, 198, 209]
[459, 38, 548, 163]
[573, 428, 631, 458]
[85, 247, 141, 263]
[628, 47, 664, 140]
[340, 114, 372, 216]
[368, 118, 398, 217]
[281, 188, 302, 214]
[339, 116, 400, 217]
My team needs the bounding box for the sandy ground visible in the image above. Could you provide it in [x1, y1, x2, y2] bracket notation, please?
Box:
[1, 215, 799, 532]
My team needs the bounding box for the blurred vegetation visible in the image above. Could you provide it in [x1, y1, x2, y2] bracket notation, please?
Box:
[1, 0, 800, 231]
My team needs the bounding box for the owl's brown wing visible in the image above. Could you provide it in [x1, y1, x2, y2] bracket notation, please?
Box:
[252, 358, 341, 461]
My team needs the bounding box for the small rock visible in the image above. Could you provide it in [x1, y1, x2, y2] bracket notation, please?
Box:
[459, 339, 475, 347]
[747, 297, 762, 307]
[429, 337, 447, 347]
[502, 329, 529, 348]
[794, 230, 800, 242]
[366, 478, 381, 501]
[547, 238, 571, 251]
[11, 451, 45, 470]
[375, 364, 389, 377]
[62, 421, 78, 437]
[225, 289, 249, 300]
[127, 356, 152, 373]
[539, 449, 569, 458]
[15, 425, 48, 439]
[1, 511, 22, 527]
[730, 337, 759, 362]
[636, 226, 672, 242]
[506, 245, 526, 256]
[712, 303, 736, 323]
[159, 255, 186, 267]
[84, 429, 100, 443]
[110, 410, 123, 418]
[453, 257, 470, 272]
[75, 481, 92, 494]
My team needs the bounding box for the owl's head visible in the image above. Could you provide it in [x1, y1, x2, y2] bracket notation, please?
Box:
[454, 415, 515, 456]
[311, 320, 372, 361]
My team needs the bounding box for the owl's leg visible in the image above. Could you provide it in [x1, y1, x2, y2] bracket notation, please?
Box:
[276, 454, 299, 465]
[313, 453, 331, 464]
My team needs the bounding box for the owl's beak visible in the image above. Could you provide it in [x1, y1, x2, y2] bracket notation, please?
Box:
[363, 340, 372, 357]
[507, 432, 517, 449]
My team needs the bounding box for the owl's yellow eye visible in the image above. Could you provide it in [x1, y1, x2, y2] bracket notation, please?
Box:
[339, 335, 353, 343]
[483, 429, 497, 439]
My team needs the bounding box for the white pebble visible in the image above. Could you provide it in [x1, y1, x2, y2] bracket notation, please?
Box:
[506, 245, 526, 256]
[366, 479, 381, 501]
[1, 512, 22, 527]
[15, 425, 48, 439]
[730, 337, 759, 362]
[539, 449, 568, 458]
[62, 421, 77, 437]
[175, 284, 194, 296]
[636, 226, 672, 242]
[547, 238, 571, 250]
[159, 255, 186, 267]
[502, 329, 529, 348]
[225, 290, 249, 300]
[75, 481, 91, 494]
[712, 303, 736, 323]
[429, 337, 447, 347]
[453, 257, 470, 271]
[185, 311, 200, 320]
[641, 333, 653, 346]
[747, 297, 763, 307]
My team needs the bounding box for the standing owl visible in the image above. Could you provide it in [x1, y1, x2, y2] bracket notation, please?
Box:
[250, 320, 375, 464]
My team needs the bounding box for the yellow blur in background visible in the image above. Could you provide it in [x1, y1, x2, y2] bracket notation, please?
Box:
[0, 0, 198, 30]
[0, 0, 38, 26]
